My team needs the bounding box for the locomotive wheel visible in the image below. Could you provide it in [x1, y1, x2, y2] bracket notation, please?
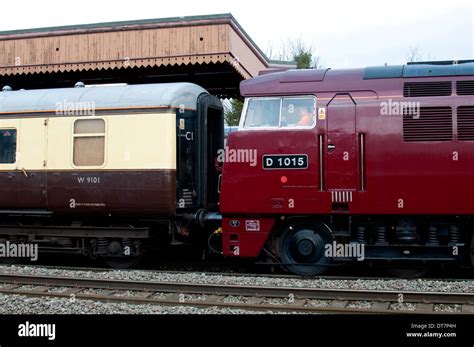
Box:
[103, 256, 141, 269]
[279, 222, 333, 276]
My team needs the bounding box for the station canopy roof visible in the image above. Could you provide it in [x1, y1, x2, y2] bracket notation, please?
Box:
[0, 14, 294, 98]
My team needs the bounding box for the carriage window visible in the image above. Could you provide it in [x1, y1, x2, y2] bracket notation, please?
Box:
[243, 96, 316, 129]
[73, 119, 105, 166]
[0, 129, 17, 164]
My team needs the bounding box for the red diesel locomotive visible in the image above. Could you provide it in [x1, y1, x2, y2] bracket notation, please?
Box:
[1, 61, 474, 277]
[219, 61, 474, 276]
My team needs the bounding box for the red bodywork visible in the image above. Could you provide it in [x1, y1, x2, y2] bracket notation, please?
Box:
[220, 67, 474, 258]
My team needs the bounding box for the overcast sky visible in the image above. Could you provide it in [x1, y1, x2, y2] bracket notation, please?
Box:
[0, 0, 472, 68]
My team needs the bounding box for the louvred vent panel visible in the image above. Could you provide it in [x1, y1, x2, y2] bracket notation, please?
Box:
[458, 106, 474, 141]
[457, 81, 474, 95]
[403, 107, 452, 142]
[403, 81, 452, 97]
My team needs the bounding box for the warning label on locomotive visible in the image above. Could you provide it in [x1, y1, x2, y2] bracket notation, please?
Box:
[262, 154, 308, 170]
[245, 220, 260, 231]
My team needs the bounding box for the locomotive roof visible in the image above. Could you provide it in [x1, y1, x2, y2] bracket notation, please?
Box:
[365, 60, 474, 79]
[0, 82, 208, 114]
[241, 61, 474, 96]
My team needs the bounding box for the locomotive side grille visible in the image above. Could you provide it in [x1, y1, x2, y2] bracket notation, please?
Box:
[331, 191, 353, 203]
[402, 107, 452, 142]
[457, 81, 474, 95]
[458, 106, 474, 141]
[403, 82, 452, 97]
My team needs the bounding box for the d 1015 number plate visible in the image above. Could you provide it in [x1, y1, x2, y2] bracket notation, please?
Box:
[262, 154, 308, 169]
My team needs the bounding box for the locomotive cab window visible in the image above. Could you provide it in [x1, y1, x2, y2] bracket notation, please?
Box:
[0, 129, 17, 164]
[242, 96, 316, 129]
[244, 98, 280, 128]
[281, 97, 316, 127]
[73, 119, 106, 166]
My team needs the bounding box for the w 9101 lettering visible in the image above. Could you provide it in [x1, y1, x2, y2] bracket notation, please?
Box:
[77, 176, 101, 184]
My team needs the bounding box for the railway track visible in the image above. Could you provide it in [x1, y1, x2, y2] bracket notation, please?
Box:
[0, 272, 473, 314]
[2, 263, 472, 282]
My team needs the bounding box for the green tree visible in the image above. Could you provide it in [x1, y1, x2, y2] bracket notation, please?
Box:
[290, 39, 320, 69]
[266, 38, 321, 69]
[294, 51, 313, 69]
[224, 98, 244, 126]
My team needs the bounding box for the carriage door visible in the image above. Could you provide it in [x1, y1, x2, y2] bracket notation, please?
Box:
[326, 94, 357, 204]
[197, 94, 224, 210]
[0, 120, 20, 208]
[17, 118, 48, 209]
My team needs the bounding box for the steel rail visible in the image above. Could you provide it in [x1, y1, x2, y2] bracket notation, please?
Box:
[0, 273, 472, 306]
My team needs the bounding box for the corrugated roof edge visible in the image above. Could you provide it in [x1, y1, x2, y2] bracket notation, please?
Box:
[268, 59, 297, 66]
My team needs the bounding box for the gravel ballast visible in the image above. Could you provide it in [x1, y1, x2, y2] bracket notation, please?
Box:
[0, 265, 472, 293]
[0, 293, 265, 314]
[0, 265, 471, 315]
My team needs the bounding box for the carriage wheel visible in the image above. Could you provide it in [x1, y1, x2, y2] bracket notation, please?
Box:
[387, 266, 430, 279]
[0, 237, 22, 264]
[103, 256, 141, 269]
